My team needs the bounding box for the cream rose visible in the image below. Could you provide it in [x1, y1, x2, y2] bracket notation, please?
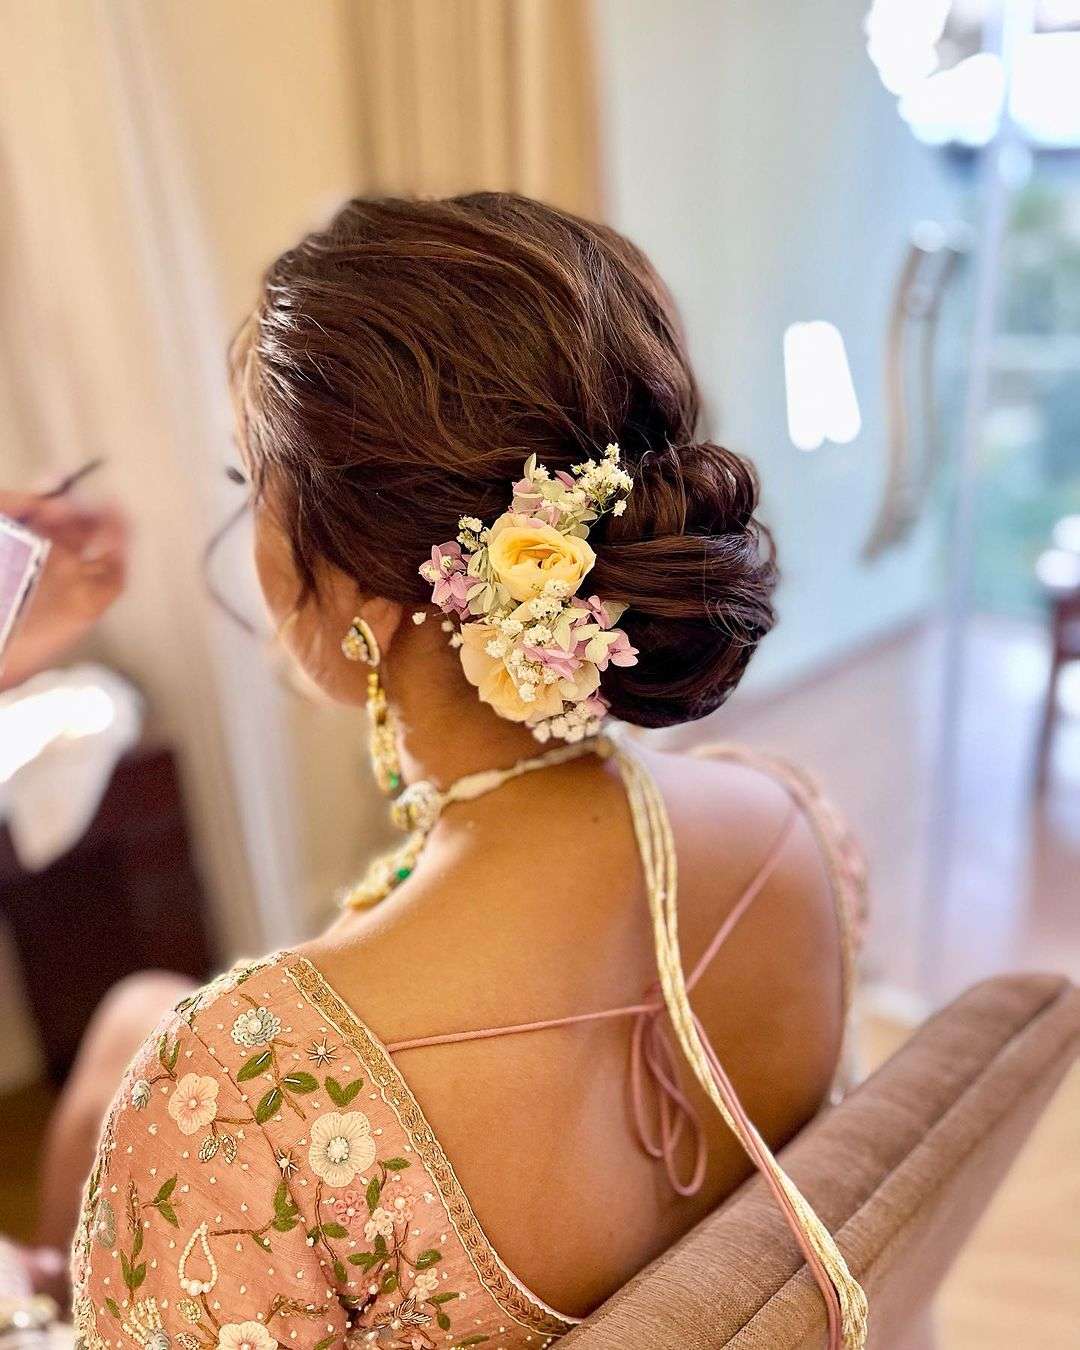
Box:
[486, 512, 595, 602]
[458, 624, 600, 723]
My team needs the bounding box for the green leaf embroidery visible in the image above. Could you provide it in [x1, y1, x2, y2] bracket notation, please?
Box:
[347, 1251, 378, 1270]
[313, 1337, 336, 1350]
[132, 1227, 144, 1259]
[365, 1177, 381, 1211]
[105, 1298, 121, 1320]
[437, 1313, 451, 1331]
[332, 1259, 347, 1284]
[255, 1087, 282, 1123]
[272, 1215, 298, 1232]
[380, 1272, 398, 1294]
[131, 1262, 147, 1291]
[414, 1250, 441, 1269]
[237, 1050, 273, 1082]
[159, 1035, 180, 1073]
[430, 1292, 459, 1305]
[153, 1176, 177, 1205]
[157, 1202, 178, 1227]
[320, 1222, 348, 1239]
[381, 1157, 410, 1171]
[273, 1181, 290, 1214]
[372, 1235, 388, 1258]
[324, 1077, 362, 1107]
[454, 1338, 490, 1347]
[282, 1071, 318, 1094]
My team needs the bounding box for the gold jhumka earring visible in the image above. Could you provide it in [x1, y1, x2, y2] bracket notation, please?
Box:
[341, 617, 402, 796]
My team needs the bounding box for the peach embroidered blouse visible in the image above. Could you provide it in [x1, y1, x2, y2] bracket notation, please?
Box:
[71, 748, 865, 1350]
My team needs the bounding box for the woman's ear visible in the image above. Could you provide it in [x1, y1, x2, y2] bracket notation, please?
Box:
[361, 595, 404, 661]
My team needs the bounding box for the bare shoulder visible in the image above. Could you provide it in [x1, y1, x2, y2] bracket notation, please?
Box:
[640, 741, 849, 1127]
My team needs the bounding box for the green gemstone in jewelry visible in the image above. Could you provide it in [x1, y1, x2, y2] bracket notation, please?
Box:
[389, 773, 401, 789]
[395, 866, 412, 881]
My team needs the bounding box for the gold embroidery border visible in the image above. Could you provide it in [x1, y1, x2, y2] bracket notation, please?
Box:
[284, 955, 578, 1339]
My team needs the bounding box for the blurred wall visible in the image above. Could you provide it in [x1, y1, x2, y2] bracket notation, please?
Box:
[595, 0, 961, 695]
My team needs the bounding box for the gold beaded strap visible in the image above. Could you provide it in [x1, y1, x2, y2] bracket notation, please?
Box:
[613, 745, 869, 1350]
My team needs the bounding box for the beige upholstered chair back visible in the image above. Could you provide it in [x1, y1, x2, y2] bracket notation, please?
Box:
[563, 974, 1079, 1349]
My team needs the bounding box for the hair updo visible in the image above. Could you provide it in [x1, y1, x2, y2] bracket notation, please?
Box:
[231, 192, 776, 728]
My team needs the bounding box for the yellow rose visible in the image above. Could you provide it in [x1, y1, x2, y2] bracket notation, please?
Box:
[486, 512, 595, 602]
[458, 624, 600, 723]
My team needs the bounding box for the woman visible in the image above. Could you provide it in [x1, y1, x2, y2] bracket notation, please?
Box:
[72, 195, 868, 1350]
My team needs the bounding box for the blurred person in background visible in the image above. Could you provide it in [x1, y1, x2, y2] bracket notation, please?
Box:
[68, 193, 869, 1350]
[0, 487, 196, 1301]
[0, 487, 127, 692]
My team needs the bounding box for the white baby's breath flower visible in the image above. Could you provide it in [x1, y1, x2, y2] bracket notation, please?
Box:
[441, 619, 454, 633]
[518, 683, 537, 703]
[532, 721, 552, 742]
[543, 578, 571, 598]
[484, 637, 509, 659]
[411, 611, 427, 625]
[448, 632, 463, 648]
[459, 516, 483, 532]
[498, 617, 524, 638]
[613, 499, 627, 517]
[524, 624, 552, 645]
[541, 667, 560, 685]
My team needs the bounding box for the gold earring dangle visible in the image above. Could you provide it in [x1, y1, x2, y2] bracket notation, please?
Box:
[341, 617, 402, 795]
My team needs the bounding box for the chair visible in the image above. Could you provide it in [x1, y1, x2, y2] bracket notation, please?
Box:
[562, 973, 1080, 1349]
[1035, 523, 1080, 789]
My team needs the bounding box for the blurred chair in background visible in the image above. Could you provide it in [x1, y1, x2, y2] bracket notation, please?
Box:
[1035, 515, 1080, 789]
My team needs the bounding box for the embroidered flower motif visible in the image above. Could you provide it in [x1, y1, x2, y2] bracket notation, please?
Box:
[411, 1268, 439, 1298]
[327, 1188, 366, 1233]
[230, 1007, 280, 1047]
[362, 1205, 396, 1243]
[306, 1038, 337, 1067]
[130, 1078, 152, 1110]
[216, 1322, 277, 1350]
[91, 1196, 116, 1248]
[308, 1111, 376, 1186]
[168, 1074, 219, 1136]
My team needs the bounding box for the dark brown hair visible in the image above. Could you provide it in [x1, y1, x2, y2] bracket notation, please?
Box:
[231, 192, 776, 727]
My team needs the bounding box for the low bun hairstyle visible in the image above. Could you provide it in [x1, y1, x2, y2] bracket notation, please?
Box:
[232, 192, 776, 728]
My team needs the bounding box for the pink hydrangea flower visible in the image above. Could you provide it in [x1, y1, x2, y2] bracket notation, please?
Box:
[603, 630, 639, 668]
[419, 541, 476, 618]
[521, 643, 583, 680]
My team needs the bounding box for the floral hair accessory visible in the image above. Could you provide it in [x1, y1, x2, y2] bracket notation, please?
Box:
[419, 443, 639, 743]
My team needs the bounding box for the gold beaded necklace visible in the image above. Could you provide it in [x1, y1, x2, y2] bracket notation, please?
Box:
[340, 736, 608, 910]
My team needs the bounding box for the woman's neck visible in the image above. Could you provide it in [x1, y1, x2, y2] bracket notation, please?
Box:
[383, 623, 547, 789]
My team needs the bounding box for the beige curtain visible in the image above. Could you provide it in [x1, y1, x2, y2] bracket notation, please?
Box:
[348, 0, 599, 213]
[0, 0, 602, 1010]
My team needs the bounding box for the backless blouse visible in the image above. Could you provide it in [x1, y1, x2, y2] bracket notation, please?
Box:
[71, 745, 866, 1350]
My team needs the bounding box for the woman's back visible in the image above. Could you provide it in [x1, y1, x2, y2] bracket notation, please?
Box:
[300, 741, 857, 1317]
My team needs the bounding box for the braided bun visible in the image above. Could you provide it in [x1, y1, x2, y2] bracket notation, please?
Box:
[591, 442, 776, 727]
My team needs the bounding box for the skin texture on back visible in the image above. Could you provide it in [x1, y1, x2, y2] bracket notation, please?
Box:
[302, 743, 845, 1317]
